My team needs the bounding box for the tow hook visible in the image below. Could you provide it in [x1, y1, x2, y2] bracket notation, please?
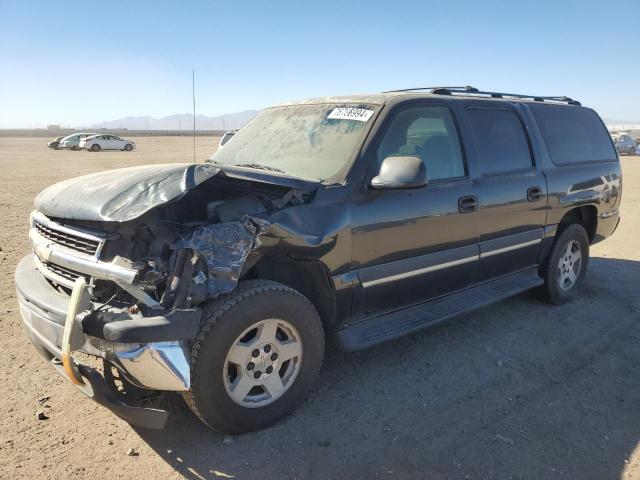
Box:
[61, 277, 87, 386]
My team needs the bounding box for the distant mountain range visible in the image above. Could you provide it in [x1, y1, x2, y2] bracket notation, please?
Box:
[89, 110, 258, 131]
[73, 113, 640, 132]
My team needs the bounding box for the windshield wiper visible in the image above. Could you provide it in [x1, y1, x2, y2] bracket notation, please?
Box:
[233, 163, 286, 174]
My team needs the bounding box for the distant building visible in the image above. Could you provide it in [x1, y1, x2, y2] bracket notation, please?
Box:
[46, 124, 61, 130]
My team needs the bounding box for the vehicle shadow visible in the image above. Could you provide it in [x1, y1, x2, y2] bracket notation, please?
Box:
[136, 256, 640, 480]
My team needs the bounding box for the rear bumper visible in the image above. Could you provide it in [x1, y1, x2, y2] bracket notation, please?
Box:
[593, 208, 621, 244]
[15, 254, 200, 429]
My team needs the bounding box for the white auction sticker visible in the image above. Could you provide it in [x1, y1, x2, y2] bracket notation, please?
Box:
[327, 107, 374, 122]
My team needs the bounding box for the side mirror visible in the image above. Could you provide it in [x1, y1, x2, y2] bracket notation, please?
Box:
[370, 156, 428, 190]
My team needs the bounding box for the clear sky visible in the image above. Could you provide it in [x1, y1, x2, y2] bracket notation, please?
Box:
[1, 0, 638, 128]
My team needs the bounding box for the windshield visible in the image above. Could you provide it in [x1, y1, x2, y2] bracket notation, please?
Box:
[208, 103, 379, 181]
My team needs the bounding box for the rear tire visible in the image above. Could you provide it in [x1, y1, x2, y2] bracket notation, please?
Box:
[90, 144, 101, 152]
[540, 224, 589, 305]
[182, 279, 324, 434]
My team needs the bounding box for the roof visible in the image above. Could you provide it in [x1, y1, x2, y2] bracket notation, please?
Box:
[273, 86, 581, 109]
[273, 93, 390, 107]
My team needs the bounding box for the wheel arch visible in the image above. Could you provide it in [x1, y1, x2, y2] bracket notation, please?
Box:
[246, 255, 338, 329]
[557, 205, 597, 244]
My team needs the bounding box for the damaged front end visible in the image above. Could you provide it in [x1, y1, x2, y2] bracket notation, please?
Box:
[17, 163, 316, 428]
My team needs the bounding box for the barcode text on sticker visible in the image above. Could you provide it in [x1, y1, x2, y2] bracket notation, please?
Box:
[327, 107, 374, 122]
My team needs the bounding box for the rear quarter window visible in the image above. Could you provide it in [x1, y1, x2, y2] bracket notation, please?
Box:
[530, 104, 616, 165]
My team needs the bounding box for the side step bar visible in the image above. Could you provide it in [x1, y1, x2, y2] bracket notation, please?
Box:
[336, 268, 543, 351]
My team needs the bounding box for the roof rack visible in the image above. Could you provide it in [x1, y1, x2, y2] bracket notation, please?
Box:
[382, 85, 581, 106]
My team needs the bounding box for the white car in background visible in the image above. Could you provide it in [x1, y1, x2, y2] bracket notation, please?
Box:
[218, 129, 238, 148]
[59, 133, 98, 150]
[79, 134, 136, 152]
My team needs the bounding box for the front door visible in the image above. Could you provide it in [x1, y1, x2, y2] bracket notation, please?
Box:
[350, 102, 480, 317]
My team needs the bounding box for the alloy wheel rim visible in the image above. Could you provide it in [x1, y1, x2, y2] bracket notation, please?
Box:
[223, 318, 303, 408]
[557, 240, 582, 291]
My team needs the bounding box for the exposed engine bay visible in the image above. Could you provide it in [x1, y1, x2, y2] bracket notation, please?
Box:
[35, 167, 314, 312]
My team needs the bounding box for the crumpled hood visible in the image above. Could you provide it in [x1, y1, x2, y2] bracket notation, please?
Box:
[34, 163, 221, 222]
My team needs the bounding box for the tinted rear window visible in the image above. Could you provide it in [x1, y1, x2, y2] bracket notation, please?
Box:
[530, 105, 616, 164]
[466, 108, 532, 175]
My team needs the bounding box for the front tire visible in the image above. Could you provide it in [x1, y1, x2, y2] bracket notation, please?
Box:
[540, 223, 589, 305]
[124, 144, 133, 151]
[183, 280, 324, 434]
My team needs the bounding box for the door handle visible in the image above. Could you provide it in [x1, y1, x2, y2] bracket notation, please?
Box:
[527, 186, 544, 202]
[458, 195, 479, 213]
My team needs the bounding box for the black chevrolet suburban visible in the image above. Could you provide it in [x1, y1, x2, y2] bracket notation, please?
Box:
[15, 86, 622, 433]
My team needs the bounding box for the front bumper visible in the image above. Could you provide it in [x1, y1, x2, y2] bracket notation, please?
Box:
[15, 254, 200, 429]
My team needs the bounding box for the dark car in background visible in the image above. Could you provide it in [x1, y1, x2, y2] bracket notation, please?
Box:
[612, 132, 636, 155]
[47, 136, 63, 149]
[16, 86, 621, 434]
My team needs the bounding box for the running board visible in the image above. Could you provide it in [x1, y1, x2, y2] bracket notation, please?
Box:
[336, 268, 543, 351]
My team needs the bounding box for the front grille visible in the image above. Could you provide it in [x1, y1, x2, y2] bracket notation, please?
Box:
[42, 260, 91, 284]
[34, 220, 100, 256]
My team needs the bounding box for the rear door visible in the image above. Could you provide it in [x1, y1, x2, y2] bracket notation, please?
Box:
[105, 135, 118, 149]
[459, 102, 548, 281]
[96, 135, 108, 148]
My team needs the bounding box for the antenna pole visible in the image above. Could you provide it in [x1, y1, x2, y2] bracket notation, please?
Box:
[192, 68, 196, 162]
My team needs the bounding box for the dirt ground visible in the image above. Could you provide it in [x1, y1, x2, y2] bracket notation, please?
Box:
[1, 137, 639, 480]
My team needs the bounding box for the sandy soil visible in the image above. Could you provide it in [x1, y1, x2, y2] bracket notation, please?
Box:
[1, 137, 639, 480]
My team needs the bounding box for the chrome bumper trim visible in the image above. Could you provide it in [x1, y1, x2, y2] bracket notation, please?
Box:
[33, 254, 84, 289]
[110, 341, 191, 391]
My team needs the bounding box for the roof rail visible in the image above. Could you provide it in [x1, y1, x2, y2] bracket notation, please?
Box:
[382, 85, 581, 106]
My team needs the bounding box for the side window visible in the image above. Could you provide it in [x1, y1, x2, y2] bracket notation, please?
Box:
[530, 104, 616, 164]
[466, 108, 532, 175]
[376, 106, 465, 181]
